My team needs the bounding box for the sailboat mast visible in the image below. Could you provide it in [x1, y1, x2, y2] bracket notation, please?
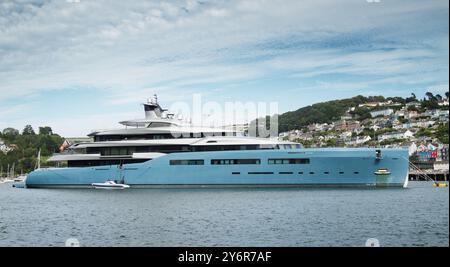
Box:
[37, 149, 41, 169]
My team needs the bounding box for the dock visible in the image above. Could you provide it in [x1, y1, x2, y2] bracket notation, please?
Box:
[409, 169, 449, 181]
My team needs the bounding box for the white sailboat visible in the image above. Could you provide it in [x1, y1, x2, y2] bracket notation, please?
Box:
[4, 163, 15, 182]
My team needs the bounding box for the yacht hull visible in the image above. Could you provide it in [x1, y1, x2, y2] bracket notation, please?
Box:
[26, 148, 410, 188]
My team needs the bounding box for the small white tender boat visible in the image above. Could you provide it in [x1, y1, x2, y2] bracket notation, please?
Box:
[14, 175, 27, 182]
[92, 180, 130, 190]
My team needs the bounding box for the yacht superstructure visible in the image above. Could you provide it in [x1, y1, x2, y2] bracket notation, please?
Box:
[48, 95, 295, 168]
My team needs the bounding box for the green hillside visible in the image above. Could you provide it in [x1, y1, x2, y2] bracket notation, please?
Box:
[278, 95, 401, 133]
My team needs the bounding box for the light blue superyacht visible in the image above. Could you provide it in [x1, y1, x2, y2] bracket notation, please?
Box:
[26, 96, 410, 188]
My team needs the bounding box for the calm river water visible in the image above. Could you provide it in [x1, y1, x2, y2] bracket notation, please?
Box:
[0, 181, 448, 247]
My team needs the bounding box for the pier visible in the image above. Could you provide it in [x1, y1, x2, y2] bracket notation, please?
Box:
[409, 169, 449, 181]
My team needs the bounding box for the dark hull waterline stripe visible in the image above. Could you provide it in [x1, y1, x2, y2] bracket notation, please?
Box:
[25, 183, 405, 189]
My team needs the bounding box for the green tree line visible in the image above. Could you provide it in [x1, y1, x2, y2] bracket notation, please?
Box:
[0, 125, 64, 175]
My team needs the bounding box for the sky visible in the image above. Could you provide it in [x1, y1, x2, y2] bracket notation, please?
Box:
[0, 0, 448, 136]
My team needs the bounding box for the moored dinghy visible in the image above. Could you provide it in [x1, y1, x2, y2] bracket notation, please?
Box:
[92, 180, 130, 190]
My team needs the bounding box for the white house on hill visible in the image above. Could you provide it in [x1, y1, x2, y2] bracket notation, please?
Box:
[378, 130, 414, 142]
[370, 108, 394, 118]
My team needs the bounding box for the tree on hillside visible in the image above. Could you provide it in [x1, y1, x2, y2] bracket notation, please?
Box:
[2, 128, 19, 137]
[436, 123, 449, 144]
[387, 96, 406, 104]
[1, 126, 64, 173]
[22, 125, 35, 135]
[435, 94, 443, 102]
[39, 126, 53, 135]
[406, 93, 417, 103]
[350, 106, 371, 120]
[445, 92, 449, 99]
[407, 105, 418, 112]
[425, 92, 435, 101]
[421, 92, 440, 109]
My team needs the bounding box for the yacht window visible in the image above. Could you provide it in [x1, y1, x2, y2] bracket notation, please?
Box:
[211, 159, 261, 165]
[169, 160, 204, 165]
[268, 158, 310, 164]
[101, 147, 134, 156]
[148, 122, 171, 127]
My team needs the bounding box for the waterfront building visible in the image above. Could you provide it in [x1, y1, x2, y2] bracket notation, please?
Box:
[370, 109, 394, 118]
[378, 130, 414, 142]
[434, 161, 449, 171]
[343, 136, 372, 146]
[0, 140, 14, 154]
[334, 120, 360, 132]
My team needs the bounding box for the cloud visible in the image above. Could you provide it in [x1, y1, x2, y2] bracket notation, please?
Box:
[0, 0, 448, 135]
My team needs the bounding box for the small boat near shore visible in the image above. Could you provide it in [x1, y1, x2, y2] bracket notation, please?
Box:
[92, 181, 130, 190]
[14, 175, 27, 182]
[433, 182, 448, 188]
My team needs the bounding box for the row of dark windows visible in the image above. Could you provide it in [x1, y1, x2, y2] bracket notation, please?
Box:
[268, 158, 310, 165]
[211, 159, 261, 165]
[169, 158, 311, 166]
[93, 146, 191, 156]
[94, 132, 235, 142]
[169, 160, 205, 165]
[87, 145, 265, 156]
[67, 159, 148, 168]
[85, 144, 302, 155]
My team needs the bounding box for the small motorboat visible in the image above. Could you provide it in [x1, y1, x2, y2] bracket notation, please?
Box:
[92, 180, 130, 190]
[374, 169, 391, 175]
[14, 175, 27, 182]
[2, 179, 15, 183]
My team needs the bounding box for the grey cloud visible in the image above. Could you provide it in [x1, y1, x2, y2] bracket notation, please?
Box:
[0, 0, 448, 101]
